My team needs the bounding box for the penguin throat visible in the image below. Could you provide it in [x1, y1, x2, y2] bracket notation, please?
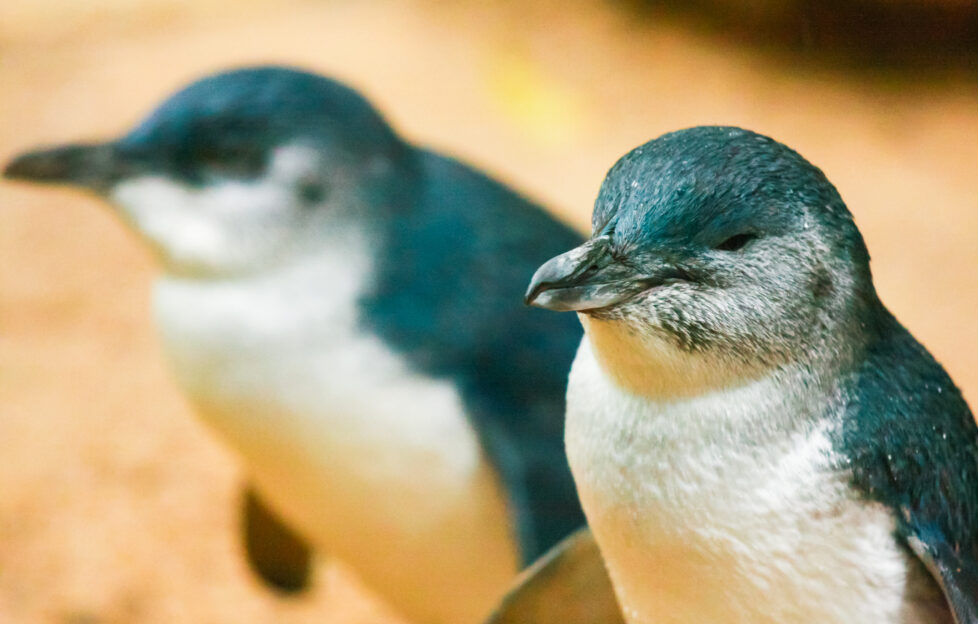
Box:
[579, 315, 764, 400]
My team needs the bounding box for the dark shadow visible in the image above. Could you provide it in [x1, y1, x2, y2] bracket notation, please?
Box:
[622, 0, 978, 79]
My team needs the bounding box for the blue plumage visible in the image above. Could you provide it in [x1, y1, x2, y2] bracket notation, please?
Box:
[120, 67, 403, 181]
[840, 309, 978, 621]
[360, 150, 585, 559]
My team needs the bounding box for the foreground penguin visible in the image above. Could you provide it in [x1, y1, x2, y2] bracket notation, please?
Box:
[523, 126, 978, 623]
[4, 66, 586, 624]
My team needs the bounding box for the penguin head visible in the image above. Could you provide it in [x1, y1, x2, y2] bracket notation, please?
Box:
[527, 126, 877, 375]
[4, 66, 408, 277]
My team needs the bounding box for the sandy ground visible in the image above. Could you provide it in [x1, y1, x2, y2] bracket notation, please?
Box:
[2, 1, 977, 622]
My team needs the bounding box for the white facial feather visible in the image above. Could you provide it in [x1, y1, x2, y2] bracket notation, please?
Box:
[110, 145, 322, 276]
[566, 336, 948, 624]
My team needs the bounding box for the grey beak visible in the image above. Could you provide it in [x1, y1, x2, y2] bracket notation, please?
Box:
[4, 142, 126, 190]
[525, 236, 685, 312]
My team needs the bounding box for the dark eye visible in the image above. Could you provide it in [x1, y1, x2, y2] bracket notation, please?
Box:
[715, 233, 756, 252]
[298, 179, 328, 205]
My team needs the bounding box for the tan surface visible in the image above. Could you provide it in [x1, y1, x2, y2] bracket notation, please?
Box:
[2, 1, 977, 622]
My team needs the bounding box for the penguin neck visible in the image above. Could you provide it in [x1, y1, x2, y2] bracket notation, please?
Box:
[569, 325, 836, 456]
[577, 309, 866, 404]
[567, 315, 851, 499]
[577, 315, 774, 401]
[157, 215, 377, 292]
[152, 223, 377, 399]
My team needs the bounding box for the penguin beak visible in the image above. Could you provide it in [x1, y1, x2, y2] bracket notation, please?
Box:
[3, 142, 129, 191]
[525, 236, 684, 312]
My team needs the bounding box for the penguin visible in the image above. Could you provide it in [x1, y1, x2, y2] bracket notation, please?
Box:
[524, 126, 978, 623]
[4, 65, 586, 624]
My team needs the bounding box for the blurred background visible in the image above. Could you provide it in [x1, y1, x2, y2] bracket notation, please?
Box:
[2, 0, 977, 622]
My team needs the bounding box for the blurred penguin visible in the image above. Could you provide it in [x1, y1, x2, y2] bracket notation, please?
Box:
[4, 66, 586, 624]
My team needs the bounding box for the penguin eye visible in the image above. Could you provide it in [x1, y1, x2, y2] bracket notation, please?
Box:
[297, 179, 328, 205]
[714, 233, 756, 252]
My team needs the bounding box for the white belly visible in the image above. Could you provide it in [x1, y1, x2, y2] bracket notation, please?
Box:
[152, 251, 519, 624]
[566, 338, 948, 624]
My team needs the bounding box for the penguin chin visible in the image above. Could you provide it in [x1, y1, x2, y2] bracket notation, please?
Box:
[575, 281, 677, 322]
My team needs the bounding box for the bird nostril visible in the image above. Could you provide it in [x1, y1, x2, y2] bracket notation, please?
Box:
[578, 263, 600, 279]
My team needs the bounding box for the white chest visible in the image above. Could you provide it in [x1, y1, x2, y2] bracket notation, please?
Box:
[153, 246, 481, 493]
[566, 339, 946, 624]
[152, 247, 519, 624]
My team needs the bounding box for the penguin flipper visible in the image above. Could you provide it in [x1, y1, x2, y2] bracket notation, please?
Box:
[242, 486, 313, 594]
[907, 526, 978, 624]
[484, 528, 624, 624]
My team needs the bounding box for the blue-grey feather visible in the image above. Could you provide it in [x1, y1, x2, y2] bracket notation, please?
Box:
[359, 150, 586, 561]
[117, 66, 404, 184]
[836, 308, 978, 621]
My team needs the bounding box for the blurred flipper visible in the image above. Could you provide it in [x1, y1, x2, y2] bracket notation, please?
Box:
[242, 486, 313, 594]
[485, 528, 623, 624]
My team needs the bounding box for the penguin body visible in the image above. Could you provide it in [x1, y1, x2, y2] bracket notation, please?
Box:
[5, 67, 586, 624]
[567, 330, 950, 623]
